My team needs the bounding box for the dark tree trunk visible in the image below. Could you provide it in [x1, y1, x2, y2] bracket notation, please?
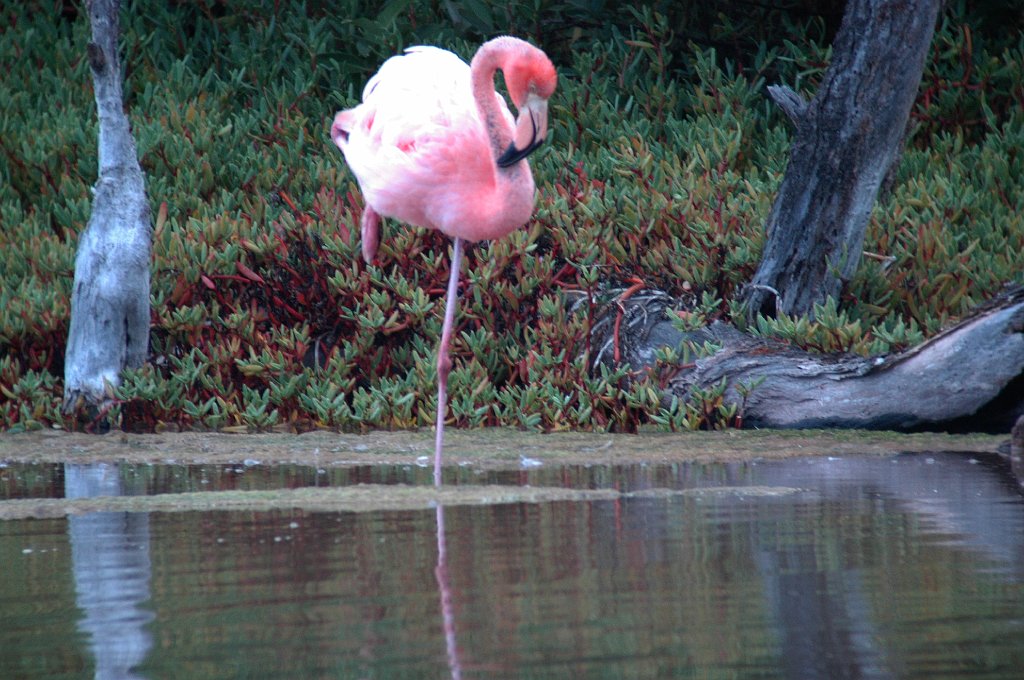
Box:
[63, 0, 151, 416]
[742, 0, 941, 321]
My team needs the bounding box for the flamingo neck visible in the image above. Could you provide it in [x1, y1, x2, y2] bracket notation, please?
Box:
[470, 41, 516, 164]
[467, 38, 536, 235]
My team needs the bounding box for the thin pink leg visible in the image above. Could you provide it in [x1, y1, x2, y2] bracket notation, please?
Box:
[434, 238, 464, 486]
[360, 205, 381, 264]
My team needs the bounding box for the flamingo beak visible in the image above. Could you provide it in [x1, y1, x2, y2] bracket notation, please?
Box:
[330, 111, 351, 148]
[497, 94, 548, 168]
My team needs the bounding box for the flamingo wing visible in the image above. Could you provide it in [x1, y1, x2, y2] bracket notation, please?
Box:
[334, 47, 513, 237]
[363, 46, 474, 116]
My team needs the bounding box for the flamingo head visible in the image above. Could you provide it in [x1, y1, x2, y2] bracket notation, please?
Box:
[497, 45, 557, 168]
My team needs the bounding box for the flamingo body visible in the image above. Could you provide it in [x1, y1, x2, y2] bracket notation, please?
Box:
[330, 37, 556, 484]
[336, 47, 531, 243]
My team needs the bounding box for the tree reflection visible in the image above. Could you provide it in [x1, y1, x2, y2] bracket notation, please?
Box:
[66, 463, 154, 680]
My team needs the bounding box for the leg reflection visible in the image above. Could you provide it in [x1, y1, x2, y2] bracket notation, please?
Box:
[435, 504, 463, 679]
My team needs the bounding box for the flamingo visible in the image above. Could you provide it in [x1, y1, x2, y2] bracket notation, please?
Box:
[330, 37, 557, 486]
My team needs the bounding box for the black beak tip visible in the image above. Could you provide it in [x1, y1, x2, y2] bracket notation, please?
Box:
[496, 139, 545, 168]
[496, 143, 524, 168]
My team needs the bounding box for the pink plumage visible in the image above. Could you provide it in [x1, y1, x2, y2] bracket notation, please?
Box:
[330, 37, 557, 485]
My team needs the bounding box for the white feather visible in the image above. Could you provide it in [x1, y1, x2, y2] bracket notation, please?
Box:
[334, 46, 518, 238]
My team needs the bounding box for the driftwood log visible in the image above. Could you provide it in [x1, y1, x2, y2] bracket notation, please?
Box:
[600, 285, 1024, 433]
[63, 0, 151, 415]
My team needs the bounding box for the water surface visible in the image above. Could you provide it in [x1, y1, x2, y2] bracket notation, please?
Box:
[2, 452, 1022, 678]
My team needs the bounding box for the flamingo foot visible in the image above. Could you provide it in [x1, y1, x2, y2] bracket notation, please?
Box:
[434, 238, 464, 487]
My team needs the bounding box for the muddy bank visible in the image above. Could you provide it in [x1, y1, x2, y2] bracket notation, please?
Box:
[0, 429, 1005, 520]
[0, 483, 809, 520]
[0, 428, 1004, 469]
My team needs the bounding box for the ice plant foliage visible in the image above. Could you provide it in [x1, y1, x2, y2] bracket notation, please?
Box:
[1, 3, 1022, 432]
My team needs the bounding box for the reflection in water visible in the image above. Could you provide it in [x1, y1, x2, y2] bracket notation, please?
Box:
[0, 453, 1021, 677]
[757, 454, 1024, 679]
[753, 501, 897, 679]
[434, 505, 462, 679]
[751, 454, 1024, 577]
[66, 464, 153, 680]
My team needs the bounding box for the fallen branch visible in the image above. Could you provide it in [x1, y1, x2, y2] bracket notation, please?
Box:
[602, 285, 1024, 432]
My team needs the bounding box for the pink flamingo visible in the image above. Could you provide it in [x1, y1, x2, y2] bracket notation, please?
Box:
[330, 37, 557, 486]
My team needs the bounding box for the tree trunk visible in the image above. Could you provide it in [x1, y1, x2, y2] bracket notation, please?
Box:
[742, 0, 941, 321]
[63, 0, 151, 417]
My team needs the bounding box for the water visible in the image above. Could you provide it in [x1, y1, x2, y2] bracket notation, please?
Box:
[1, 452, 1022, 678]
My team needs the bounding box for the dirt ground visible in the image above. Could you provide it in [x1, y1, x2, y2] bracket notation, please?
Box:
[0, 426, 1006, 468]
[0, 428, 1008, 520]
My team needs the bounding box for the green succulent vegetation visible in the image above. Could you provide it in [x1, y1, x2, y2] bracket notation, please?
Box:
[1, 1, 1021, 433]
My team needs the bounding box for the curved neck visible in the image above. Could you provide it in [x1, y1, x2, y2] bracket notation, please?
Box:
[467, 38, 537, 232]
[470, 42, 515, 163]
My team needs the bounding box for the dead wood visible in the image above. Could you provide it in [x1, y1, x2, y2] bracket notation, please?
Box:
[742, 0, 942, 321]
[63, 0, 151, 415]
[596, 285, 1024, 432]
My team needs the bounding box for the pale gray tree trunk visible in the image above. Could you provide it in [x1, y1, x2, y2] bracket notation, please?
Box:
[63, 0, 151, 416]
[742, 0, 941, 321]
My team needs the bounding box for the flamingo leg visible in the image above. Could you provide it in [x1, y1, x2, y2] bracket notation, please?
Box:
[360, 205, 381, 264]
[434, 237, 464, 486]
